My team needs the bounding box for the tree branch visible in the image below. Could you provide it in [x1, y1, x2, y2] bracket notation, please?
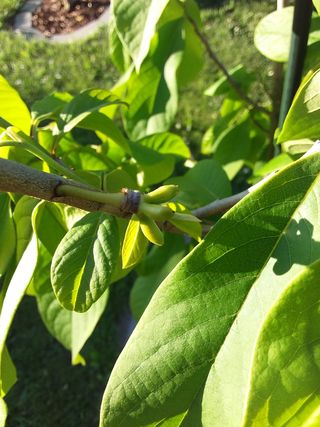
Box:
[191, 190, 248, 218]
[0, 158, 127, 218]
[185, 8, 271, 117]
[1, 158, 278, 237]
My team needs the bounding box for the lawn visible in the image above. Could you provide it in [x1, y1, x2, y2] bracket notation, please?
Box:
[1, 1, 275, 426]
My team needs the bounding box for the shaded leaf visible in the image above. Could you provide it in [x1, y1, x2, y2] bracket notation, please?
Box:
[0, 236, 37, 396]
[0, 194, 16, 277]
[31, 92, 72, 124]
[130, 234, 186, 320]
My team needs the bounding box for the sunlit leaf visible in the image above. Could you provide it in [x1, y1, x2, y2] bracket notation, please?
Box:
[122, 214, 148, 269]
[278, 69, 320, 144]
[51, 212, 119, 312]
[100, 149, 320, 426]
[0, 75, 31, 134]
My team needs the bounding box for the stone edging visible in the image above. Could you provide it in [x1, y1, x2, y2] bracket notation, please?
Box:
[13, 0, 110, 43]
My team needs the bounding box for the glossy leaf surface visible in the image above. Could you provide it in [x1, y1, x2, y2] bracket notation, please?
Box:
[100, 149, 320, 426]
[278, 69, 320, 144]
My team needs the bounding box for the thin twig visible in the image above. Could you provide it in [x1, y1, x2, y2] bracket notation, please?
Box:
[185, 8, 271, 117]
[192, 191, 248, 218]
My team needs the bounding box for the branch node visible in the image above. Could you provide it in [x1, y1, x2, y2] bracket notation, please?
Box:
[120, 188, 141, 214]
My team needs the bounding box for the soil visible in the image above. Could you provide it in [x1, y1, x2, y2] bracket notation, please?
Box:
[32, 0, 110, 37]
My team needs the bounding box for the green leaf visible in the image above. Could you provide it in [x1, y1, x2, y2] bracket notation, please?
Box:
[0, 75, 31, 134]
[278, 68, 320, 144]
[51, 212, 119, 312]
[204, 258, 320, 427]
[204, 64, 255, 97]
[13, 196, 39, 262]
[57, 136, 112, 171]
[0, 346, 16, 397]
[37, 281, 109, 365]
[108, 8, 132, 73]
[254, 7, 293, 62]
[32, 203, 109, 363]
[103, 168, 138, 193]
[58, 89, 125, 134]
[0, 194, 15, 277]
[213, 119, 251, 179]
[112, 0, 170, 70]
[100, 148, 320, 426]
[167, 202, 202, 241]
[137, 132, 190, 159]
[131, 142, 175, 187]
[314, 0, 320, 14]
[31, 92, 72, 124]
[122, 214, 148, 269]
[167, 159, 231, 209]
[0, 398, 7, 427]
[77, 112, 130, 153]
[0, 236, 38, 395]
[130, 234, 186, 320]
[123, 18, 185, 140]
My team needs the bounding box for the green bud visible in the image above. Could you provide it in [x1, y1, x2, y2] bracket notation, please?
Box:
[139, 214, 164, 246]
[143, 185, 179, 204]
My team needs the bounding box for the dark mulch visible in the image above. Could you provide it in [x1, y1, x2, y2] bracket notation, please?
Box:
[32, 0, 110, 37]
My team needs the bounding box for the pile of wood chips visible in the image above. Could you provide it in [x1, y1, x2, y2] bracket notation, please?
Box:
[32, 0, 110, 36]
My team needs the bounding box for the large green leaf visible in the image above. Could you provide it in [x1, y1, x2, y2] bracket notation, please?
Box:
[100, 147, 320, 426]
[0, 194, 16, 277]
[32, 203, 109, 363]
[51, 212, 119, 312]
[130, 234, 186, 320]
[203, 258, 320, 427]
[278, 68, 320, 144]
[0, 75, 31, 134]
[112, 0, 170, 70]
